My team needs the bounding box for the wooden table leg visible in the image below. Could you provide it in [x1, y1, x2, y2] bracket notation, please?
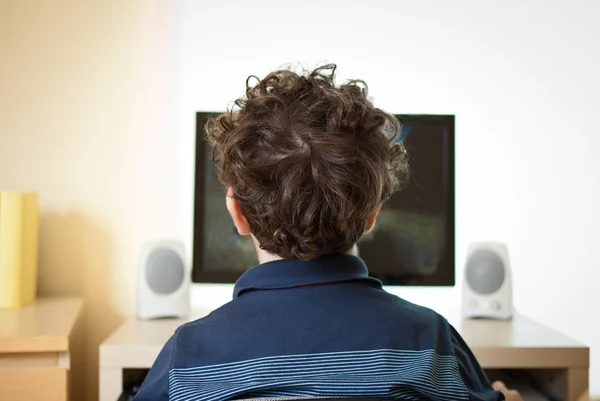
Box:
[99, 366, 123, 401]
[566, 367, 589, 401]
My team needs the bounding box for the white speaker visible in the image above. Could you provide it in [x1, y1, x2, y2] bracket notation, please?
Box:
[137, 240, 190, 320]
[462, 242, 513, 320]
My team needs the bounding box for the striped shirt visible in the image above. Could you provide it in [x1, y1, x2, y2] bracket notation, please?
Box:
[133, 254, 502, 401]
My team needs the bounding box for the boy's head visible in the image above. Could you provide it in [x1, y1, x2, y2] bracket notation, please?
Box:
[205, 64, 409, 261]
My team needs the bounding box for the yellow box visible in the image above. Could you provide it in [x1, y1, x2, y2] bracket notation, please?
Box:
[0, 192, 39, 309]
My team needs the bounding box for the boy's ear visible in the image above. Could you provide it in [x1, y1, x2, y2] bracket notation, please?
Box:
[365, 204, 382, 233]
[226, 187, 251, 235]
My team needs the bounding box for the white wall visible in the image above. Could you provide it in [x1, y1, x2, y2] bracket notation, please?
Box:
[178, 0, 600, 395]
[0, 2, 182, 399]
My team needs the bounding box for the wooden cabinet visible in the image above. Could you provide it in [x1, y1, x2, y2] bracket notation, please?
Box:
[0, 297, 84, 401]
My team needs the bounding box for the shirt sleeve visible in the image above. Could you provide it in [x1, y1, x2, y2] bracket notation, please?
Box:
[449, 325, 505, 401]
[132, 335, 175, 401]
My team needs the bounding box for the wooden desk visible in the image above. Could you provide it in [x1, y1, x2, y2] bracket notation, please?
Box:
[0, 297, 84, 401]
[99, 311, 590, 401]
[458, 316, 589, 401]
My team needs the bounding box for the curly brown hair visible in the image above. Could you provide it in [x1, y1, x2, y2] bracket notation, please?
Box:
[205, 64, 409, 260]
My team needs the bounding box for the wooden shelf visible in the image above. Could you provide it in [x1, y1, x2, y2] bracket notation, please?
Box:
[0, 297, 84, 401]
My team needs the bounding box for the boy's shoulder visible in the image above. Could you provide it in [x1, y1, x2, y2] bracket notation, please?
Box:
[173, 289, 456, 354]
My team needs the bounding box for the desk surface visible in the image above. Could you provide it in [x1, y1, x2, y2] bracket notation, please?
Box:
[100, 310, 589, 370]
[457, 314, 588, 368]
[0, 297, 84, 353]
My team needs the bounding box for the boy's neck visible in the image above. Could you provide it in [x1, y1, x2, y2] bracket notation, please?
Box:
[253, 236, 359, 264]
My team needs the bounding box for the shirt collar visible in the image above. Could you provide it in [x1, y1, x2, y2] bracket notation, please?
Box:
[233, 253, 382, 298]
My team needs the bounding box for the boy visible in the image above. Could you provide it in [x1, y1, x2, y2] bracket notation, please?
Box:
[133, 64, 519, 401]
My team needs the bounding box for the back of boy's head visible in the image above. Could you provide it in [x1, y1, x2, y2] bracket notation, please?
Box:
[206, 64, 409, 261]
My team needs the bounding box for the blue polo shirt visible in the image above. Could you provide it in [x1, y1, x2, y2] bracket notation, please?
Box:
[133, 254, 503, 401]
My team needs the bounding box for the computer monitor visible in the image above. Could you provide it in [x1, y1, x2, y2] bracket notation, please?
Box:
[192, 112, 455, 286]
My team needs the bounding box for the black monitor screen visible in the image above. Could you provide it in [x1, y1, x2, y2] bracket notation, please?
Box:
[192, 113, 455, 286]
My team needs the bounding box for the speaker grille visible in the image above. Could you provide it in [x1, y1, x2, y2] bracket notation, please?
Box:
[466, 249, 505, 295]
[145, 248, 185, 294]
